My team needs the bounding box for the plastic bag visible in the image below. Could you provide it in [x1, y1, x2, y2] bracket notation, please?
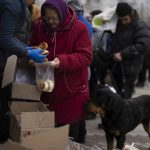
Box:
[92, 6, 117, 33]
[66, 139, 102, 150]
[123, 143, 140, 150]
[35, 61, 55, 92]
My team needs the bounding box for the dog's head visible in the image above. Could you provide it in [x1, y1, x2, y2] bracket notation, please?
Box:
[85, 84, 122, 117]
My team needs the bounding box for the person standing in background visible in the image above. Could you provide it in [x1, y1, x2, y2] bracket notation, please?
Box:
[111, 2, 150, 98]
[66, 0, 93, 38]
[28, 0, 41, 29]
[66, 0, 94, 135]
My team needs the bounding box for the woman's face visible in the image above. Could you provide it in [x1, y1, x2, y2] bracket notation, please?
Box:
[43, 8, 60, 28]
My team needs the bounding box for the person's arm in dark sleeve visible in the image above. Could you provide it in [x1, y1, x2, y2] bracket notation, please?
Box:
[0, 10, 28, 57]
[121, 23, 150, 59]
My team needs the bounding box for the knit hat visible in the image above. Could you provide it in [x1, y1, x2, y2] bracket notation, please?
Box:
[66, 0, 84, 15]
[116, 2, 132, 17]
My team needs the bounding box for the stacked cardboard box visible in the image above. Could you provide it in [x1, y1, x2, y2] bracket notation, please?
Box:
[1, 55, 69, 150]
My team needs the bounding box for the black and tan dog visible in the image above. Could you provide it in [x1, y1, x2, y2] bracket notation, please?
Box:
[85, 85, 150, 150]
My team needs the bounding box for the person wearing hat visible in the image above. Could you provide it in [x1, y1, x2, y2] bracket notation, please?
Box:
[111, 2, 150, 98]
[66, 0, 92, 38]
[66, 0, 96, 122]
[30, 0, 92, 143]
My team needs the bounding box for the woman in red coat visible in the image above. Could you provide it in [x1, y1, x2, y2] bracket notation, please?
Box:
[30, 0, 93, 143]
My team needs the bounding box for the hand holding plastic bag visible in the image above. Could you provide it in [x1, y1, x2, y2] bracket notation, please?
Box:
[50, 57, 60, 69]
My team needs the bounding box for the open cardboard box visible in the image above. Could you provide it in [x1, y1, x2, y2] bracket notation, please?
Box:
[1, 125, 69, 150]
[22, 125, 69, 150]
[10, 101, 55, 142]
[9, 101, 69, 150]
[2, 55, 41, 101]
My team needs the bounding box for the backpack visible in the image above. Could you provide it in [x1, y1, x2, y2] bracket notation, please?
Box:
[92, 30, 113, 70]
[99, 31, 112, 54]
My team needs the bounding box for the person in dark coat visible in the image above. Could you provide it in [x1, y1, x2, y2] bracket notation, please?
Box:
[30, 0, 93, 143]
[0, 0, 47, 143]
[111, 2, 150, 98]
[16, 7, 31, 44]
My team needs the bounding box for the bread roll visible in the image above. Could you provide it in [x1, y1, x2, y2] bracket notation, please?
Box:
[46, 80, 54, 92]
[43, 81, 49, 91]
[37, 80, 44, 91]
[44, 58, 49, 62]
[37, 79, 54, 92]
[39, 42, 48, 50]
[40, 50, 49, 55]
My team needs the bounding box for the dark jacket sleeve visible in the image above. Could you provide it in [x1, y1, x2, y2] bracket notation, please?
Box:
[0, 2, 28, 57]
[121, 21, 150, 59]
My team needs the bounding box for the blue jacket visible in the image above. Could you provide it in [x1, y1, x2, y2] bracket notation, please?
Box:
[0, 0, 28, 70]
[78, 15, 93, 38]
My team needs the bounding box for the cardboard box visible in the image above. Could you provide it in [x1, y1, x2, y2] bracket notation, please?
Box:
[2, 55, 41, 101]
[10, 101, 55, 142]
[9, 101, 69, 150]
[22, 125, 69, 150]
[1, 126, 69, 150]
[0, 140, 33, 150]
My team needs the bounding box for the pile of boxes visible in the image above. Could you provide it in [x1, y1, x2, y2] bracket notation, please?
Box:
[1, 55, 69, 150]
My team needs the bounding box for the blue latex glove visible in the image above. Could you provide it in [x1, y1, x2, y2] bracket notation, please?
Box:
[27, 46, 32, 50]
[28, 49, 47, 62]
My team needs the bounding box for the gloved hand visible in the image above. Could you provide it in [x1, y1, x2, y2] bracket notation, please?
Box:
[28, 49, 47, 62]
[27, 46, 32, 49]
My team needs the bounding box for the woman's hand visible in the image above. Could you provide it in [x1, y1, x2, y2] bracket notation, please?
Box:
[113, 52, 122, 62]
[51, 57, 60, 68]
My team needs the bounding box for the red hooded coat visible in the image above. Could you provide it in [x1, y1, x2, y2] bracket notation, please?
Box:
[30, 5, 93, 124]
